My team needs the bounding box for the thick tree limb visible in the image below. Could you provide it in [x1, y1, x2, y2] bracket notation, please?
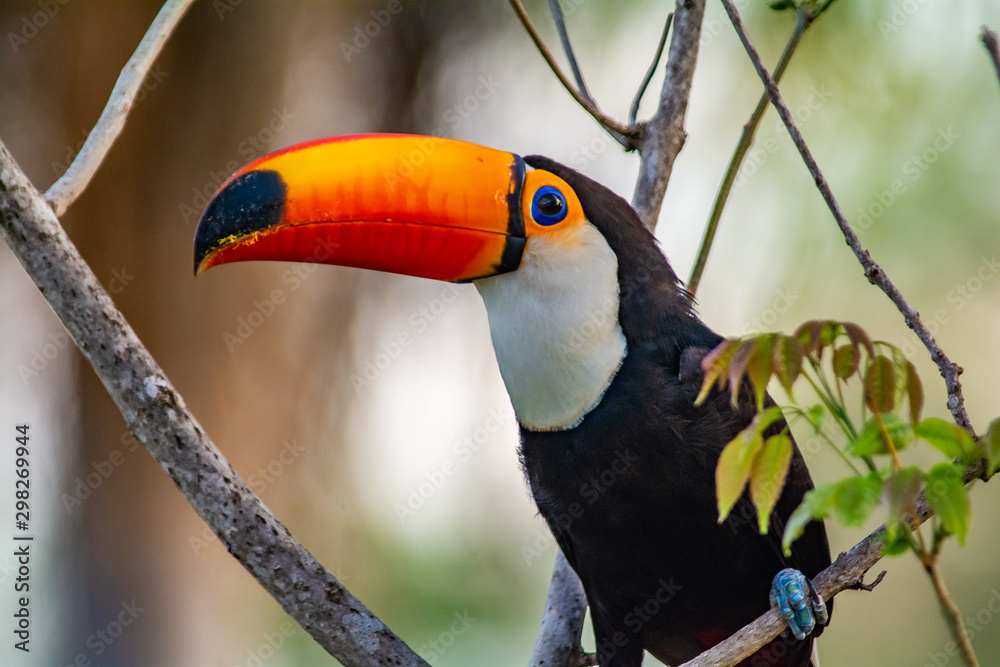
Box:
[720, 0, 974, 435]
[0, 140, 426, 666]
[680, 459, 991, 666]
[44, 0, 197, 217]
[632, 0, 707, 230]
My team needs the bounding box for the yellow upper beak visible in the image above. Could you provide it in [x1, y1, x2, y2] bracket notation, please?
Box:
[193, 134, 527, 282]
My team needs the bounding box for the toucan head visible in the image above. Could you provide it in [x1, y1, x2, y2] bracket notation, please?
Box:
[194, 134, 680, 431]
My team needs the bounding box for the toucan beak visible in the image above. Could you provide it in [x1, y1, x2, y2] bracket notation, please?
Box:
[193, 134, 527, 282]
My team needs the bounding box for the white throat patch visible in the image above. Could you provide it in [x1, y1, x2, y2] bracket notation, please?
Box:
[474, 222, 626, 431]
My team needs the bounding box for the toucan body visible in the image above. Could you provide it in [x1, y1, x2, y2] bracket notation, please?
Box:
[194, 134, 831, 667]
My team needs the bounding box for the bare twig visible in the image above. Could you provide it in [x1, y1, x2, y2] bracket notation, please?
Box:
[924, 558, 980, 666]
[508, 0, 639, 144]
[0, 138, 426, 666]
[529, 551, 595, 667]
[547, 0, 595, 106]
[981, 26, 1000, 91]
[688, 10, 811, 296]
[44, 0, 197, 217]
[680, 459, 990, 666]
[631, 0, 708, 230]
[719, 0, 974, 435]
[629, 11, 673, 127]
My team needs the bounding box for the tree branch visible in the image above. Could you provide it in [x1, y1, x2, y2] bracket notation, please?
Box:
[688, 9, 812, 296]
[680, 458, 991, 666]
[632, 0, 707, 230]
[44, 0, 197, 217]
[530, 551, 595, 667]
[629, 11, 673, 127]
[528, 2, 708, 663]
[981, 26, 1000, 91]
[507, 0, 640, 144]
[719, 0, 974, 435]
[547, 0, 595, 107]
[1, 139, 425, 667]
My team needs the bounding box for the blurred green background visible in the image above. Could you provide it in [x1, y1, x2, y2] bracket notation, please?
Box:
[1, 1, 999, 665]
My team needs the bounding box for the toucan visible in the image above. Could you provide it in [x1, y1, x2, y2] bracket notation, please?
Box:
[193, 134, 831, 667]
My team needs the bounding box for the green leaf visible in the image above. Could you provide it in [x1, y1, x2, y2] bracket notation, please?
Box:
[864, 354, 896, 413]
[915, 418, 977, 463]
[851, 414, 914, 457]
[750, 433, 794, 534]
[772, 335, 803, 397]
[716, 430, 763, 522]
[833, 474, 882, 526]
[985, 418, 1000, 476]
[806, 404, 825, 434]
[881, 465, 925, 527]
[905, 362, 923, 425]
[695, 339, 738, 406]
[745, 334, 775, 410]
[782, 483, 837, 556]
[879, 523, 912, 556]
[926, 462, 970, 545]
[832, 344, 858, 380]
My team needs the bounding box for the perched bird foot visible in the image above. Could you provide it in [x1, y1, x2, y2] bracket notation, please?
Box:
[769, 568, 828, 641]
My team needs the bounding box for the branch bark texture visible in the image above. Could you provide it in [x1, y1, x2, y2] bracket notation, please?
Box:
[632, 0, 707, 230]
[0, 140, 425, 667]
[530, 551, 594, 667]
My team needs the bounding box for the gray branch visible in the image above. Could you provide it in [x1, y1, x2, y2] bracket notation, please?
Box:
[632, 0, 707, 230]
[528, 1, 708, 662]
[530, 551, 595, 667]
[44, 0, 197, 216]
[0, 139, 426, 666]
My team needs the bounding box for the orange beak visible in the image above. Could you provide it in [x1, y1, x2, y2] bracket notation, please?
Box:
[193, 134, 526, 282]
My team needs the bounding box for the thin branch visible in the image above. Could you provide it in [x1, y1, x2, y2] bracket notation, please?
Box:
[44, 0, 197, 217]
[688, 10, 811, 296]
[680, 459, 991, 666]
[547, 0, 595, 107]
[529, 551, 595, 667]
[629, 11, 673, 127]
[719, 0, 974, 435]
[0, 139, 426, 666]
[632, 0, 708, 230]
[508, 0, 639, 145]
[981, 26, 1000, 91]
[924, 558, 980, 666]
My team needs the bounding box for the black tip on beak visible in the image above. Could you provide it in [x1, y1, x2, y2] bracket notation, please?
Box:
[193, 170, 288, 274]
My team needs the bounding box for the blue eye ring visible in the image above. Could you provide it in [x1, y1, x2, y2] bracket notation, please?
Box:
[531, 186, 568, 226]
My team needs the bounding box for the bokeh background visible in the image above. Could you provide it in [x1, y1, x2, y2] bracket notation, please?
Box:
[1, 1, 999, 665]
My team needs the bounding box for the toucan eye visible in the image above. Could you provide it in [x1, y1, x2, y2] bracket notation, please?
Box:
[531, 186, 568, 226]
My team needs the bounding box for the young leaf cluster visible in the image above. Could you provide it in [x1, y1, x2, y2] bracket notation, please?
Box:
[695, 320, 999, 559]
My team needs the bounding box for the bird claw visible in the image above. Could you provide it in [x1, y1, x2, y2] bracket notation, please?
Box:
[769, 568, 827, 641]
